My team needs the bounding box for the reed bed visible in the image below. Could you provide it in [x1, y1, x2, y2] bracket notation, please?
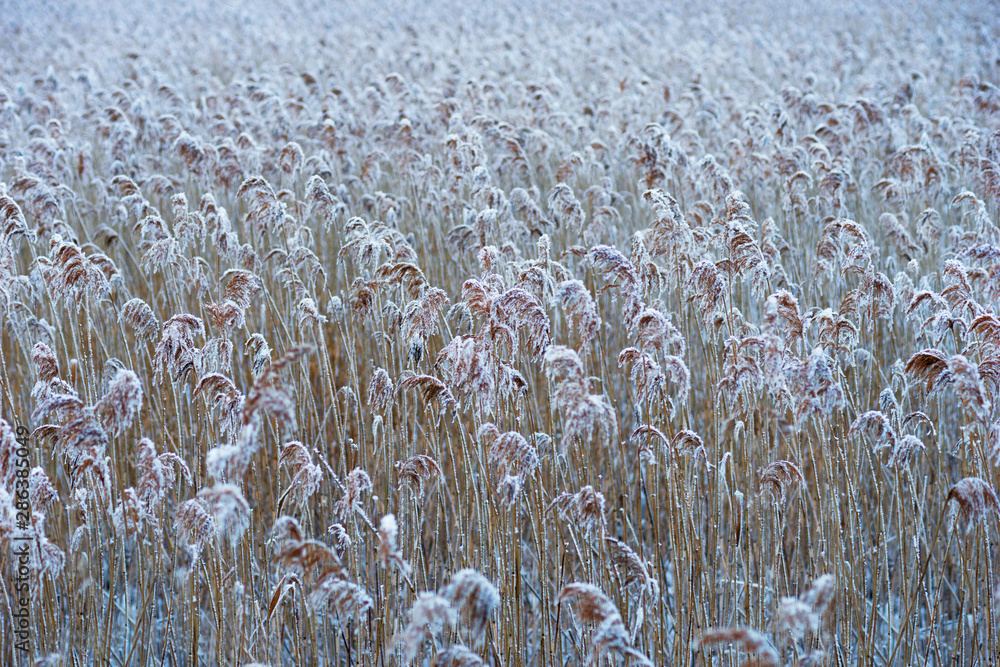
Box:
[1, 0, 999, 664]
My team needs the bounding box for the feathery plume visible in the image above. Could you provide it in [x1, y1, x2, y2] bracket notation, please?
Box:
[549, 484, 607, 537]
[946, 477, 1000, 534]
[759, 460, 805, 504]
[377, 513, 412, 578]
[443, 569, 500, 646]
[695, 627, 779, 667]
[95, 368, 143, 436]
[396, 454, 442, 499]
[395, 593, 456, 663]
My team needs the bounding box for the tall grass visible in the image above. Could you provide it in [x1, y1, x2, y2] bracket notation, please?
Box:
[1, 0, 999, 664]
